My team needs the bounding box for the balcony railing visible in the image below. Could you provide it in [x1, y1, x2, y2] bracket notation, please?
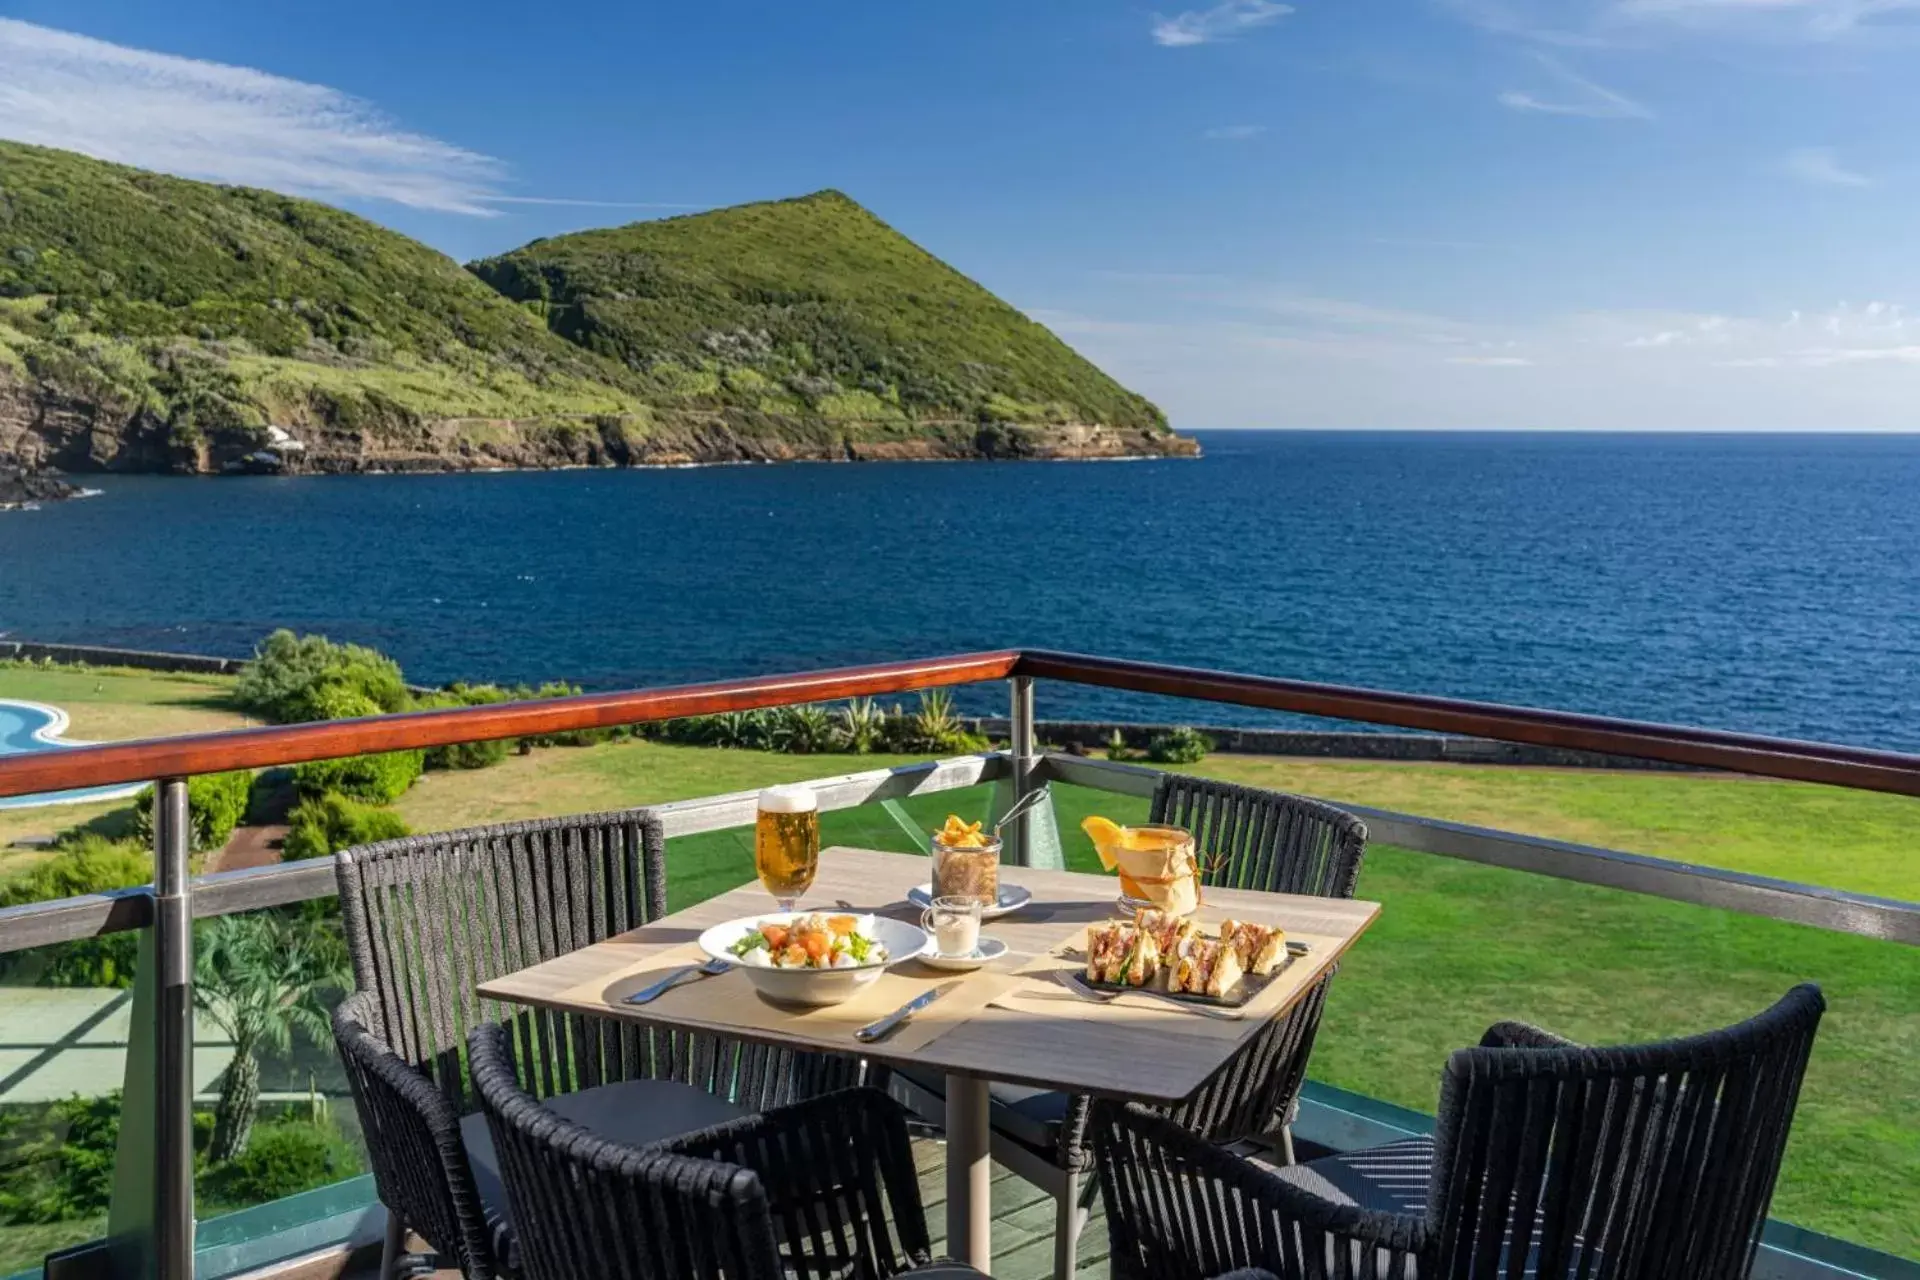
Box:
[0, 650, 1915, 1280]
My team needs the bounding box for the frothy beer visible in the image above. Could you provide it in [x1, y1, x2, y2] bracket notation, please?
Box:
[755, 784, 820, 909]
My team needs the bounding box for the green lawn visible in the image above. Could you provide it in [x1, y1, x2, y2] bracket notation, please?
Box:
[1, 667, 1914, 1257]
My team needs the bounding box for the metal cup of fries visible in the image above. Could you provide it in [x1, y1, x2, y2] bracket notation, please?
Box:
[931, 814, 1002, 906]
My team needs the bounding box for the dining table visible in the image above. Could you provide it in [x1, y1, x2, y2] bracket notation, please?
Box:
[476, 845, 1382, 1272]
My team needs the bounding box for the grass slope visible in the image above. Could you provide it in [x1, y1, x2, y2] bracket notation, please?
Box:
[0, 140, 642, 437]
[470, 191, 1169, 435]
[0, 146, 1169, 460]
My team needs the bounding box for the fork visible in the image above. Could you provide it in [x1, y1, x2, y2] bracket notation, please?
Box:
[1051, 970, 1245, 1021]
[625, 957, 729, 1005]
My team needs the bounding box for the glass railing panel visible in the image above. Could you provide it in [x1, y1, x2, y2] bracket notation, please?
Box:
[0, 935, 135, 1278]
[188, 902, 367, 1246]
[1300, 840, 1916, 1260]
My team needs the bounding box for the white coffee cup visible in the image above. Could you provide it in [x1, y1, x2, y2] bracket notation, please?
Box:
[922, 896, 983, 959]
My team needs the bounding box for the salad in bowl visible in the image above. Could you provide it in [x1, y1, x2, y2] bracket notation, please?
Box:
[699, 910, 927, 1006]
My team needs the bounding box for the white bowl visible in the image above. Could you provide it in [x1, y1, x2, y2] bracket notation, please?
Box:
[698, 911, 928, 1007]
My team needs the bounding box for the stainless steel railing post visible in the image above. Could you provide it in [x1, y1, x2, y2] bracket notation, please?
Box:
[1008, 677, 1037, 866]
[152, 779, 195, 1278]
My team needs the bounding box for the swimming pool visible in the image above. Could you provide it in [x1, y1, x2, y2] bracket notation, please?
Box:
[0, 699, 146, 810]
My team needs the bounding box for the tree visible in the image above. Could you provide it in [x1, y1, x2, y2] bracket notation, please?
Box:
[193, 912, 348, 1162]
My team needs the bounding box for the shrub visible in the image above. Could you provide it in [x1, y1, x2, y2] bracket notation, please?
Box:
[1147, 726, 1214, 765]
[767, 704, 835, 755]
[836, 697, 883, 754]
[234, 629, 409, 724]
[281, 792, 411, 862]
[199, 1115, 364, 1210]
[1105, 728, 1139, 762]
[287, 689, 422, 802]
[0, 1093, 121, 1223]
[515, 681, 617, 747]
[415, 683, 514, 769]
[130, 770, 253, 853]
[0, 837, 151, 986]
[290, 749, 422, 805]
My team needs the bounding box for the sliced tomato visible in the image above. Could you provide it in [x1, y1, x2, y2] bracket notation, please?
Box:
[801, 932, 830, 961]
[761, 924, 791, 950]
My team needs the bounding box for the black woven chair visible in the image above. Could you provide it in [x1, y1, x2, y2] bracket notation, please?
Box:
[468, 1020, 984, 1280]
[331, 810, 863, 1279]
[889, 775, 1368, 1280]
[1092, 984, 1827, 1280]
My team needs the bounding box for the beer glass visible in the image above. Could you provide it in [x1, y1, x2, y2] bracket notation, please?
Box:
[755, 784, 819, 911]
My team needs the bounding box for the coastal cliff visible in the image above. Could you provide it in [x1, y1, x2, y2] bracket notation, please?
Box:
[0, 142, 1195, 476]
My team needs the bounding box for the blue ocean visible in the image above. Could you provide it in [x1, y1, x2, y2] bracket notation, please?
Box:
[3, 431, 1917, 750]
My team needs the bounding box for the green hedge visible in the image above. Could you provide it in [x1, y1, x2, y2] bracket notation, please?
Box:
[130, 770, 253, 853]
[234, 630, 409, 725]
[281, 793, 411, 862]
[0, 837, 150, 986]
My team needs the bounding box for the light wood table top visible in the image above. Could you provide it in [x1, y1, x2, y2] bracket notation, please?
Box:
[478, 846, 1381, 1105]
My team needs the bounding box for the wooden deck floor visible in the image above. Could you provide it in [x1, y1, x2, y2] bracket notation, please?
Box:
[336, 1138, 1108, 1280]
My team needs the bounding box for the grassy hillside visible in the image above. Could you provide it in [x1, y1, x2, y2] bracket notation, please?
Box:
[0, 140, 643, 443]
[0, 145, 1180, 469]
[470, 190, 1169, 434]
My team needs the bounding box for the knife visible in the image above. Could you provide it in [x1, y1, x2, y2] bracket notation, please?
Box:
[856, 981, 961, 1043]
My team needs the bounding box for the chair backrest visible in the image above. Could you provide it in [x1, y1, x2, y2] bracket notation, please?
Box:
[1150, 774, 1368, 1142]
[334, 809, 665, 1110]
[468, 1021, 789, 1280]
[1151, 774, 1367, 899]
[1428, 984, 1826, 1280]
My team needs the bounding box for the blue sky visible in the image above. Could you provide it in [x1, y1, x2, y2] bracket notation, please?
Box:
[3, 0, 1919, 429]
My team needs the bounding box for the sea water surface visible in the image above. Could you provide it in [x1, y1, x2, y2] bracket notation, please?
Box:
[2, 431, 1917, 750]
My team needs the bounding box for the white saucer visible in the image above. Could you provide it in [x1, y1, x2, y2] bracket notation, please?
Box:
[917, 937, 1010, 972]
[907, 882, 1033, 920]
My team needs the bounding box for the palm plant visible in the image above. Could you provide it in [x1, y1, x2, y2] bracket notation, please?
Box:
[769, 704, 836, 754]
[194, 911, 350, 1162]
[837, 697, 884, 753]
[912, 689, 962, 751]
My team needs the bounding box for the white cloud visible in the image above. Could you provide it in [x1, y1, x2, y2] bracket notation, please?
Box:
[1152, 0, 1295, 47]
[0, 18, 509, 215]
[1202, 124, 1268, 140]
[1779, 146, 1873, 187]
[1448, 354, 1535, 365]
[1498, 54, 1655, 118]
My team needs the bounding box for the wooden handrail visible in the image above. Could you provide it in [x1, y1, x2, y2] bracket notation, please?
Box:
[0, 651, 1021, 799]
[1013, 650, 1920, 797]
[5, 645, 1920, 800]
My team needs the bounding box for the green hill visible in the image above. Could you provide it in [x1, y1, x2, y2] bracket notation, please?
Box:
[0, 143, 1190, 473]
[470, 190, 1167, 437]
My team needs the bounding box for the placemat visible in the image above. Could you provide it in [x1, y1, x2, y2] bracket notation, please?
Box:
[552, 942, 1021, 1055]
[988, 920, 1341, 1042]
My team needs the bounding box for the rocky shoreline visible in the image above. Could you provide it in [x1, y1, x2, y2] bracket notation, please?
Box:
[0, 404, 1200, 477]
[0, 467, 84, 510]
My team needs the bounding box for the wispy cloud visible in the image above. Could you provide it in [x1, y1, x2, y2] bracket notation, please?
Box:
[0, 19, 513, 215]
[0, 19, 686, 218]
[1152, 0, 1295, 47]
[1447, 354, 1535, 365]
[1498, 54, 1655, 118]
[1779, 146, 1873, 187]
[1202, 124, 1268, 140]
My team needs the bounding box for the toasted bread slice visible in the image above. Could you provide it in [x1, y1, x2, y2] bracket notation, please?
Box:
[1135, 907, 1197, 954]
[1085, 924, 1121, 983]
[1220, 918, 1288, 977]
[1205, 941, 1245, 998]
[1123, 929, 1162, 987]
